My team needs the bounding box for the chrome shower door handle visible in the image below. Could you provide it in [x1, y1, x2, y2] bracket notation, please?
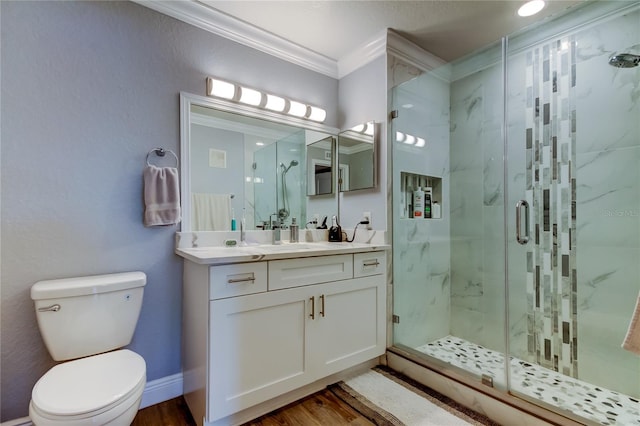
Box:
[516, 200, 530, 245]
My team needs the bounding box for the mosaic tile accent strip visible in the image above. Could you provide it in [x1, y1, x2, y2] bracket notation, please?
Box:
[524, 36, 578, 375]
[416, 336, 640, 426]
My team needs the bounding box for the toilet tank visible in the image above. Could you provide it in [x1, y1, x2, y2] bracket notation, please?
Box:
[31, 271, 146, 361]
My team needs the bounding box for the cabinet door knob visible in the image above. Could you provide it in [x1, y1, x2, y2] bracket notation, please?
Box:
[309, 296, 315, 320]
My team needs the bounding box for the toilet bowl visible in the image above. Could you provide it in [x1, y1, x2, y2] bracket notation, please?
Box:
[29, 350, 146, 426]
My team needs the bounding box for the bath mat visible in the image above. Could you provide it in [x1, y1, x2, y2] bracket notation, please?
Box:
[329, 366, 499, 426]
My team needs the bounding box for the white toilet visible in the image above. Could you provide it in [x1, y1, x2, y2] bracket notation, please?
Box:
[29, 272, 147, 426]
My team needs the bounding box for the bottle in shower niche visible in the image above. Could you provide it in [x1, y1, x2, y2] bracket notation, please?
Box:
[424, 187, 432, 219]
[432, 201, 441, 219]
[413, 187, 424, 218]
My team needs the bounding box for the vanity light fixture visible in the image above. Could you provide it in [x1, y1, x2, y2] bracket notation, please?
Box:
[350, 123, 374, 136]
[206, 77, 327, 122]
[518, 0, 545, 17]
[396, 131, 426, 148]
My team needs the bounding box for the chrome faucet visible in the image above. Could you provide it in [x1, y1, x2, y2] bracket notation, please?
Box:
[270, 214, 282, 245]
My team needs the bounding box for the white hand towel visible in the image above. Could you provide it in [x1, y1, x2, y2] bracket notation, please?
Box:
[191, 193, 231, 231]
[143, 165, 181, 226]
[622, 292, 640, 355]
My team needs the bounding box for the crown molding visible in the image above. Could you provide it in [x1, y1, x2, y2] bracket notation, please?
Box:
[134, 2, 451, 81]
[133, 0, 339, 78]
[386, 29, 448, 74]
[337, 30, 387, 79]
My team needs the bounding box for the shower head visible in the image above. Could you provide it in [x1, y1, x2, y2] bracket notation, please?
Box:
[280, 160, 299, 173]
[608, 53, 640, 68]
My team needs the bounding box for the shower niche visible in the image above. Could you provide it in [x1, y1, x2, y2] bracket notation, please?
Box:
[400, 172, 442, 219]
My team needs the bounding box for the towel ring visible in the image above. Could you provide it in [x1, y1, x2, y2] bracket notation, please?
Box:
[146, 148, 178, 167]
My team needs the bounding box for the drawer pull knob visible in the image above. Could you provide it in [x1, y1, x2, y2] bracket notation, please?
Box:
[363, 261, 380, 267]
[309, 297, 315, 320]
[227, 275, 255, 284]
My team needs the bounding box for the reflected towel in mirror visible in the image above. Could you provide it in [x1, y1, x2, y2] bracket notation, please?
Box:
[192, 193, 231, 231]
[622, 292, 640, 355]
[143, 165, 181, 226]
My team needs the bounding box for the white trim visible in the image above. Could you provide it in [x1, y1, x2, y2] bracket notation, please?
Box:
[140, 372, 184, 409]
[386, 29, 447, 73]
[337, 30, 387, 79]
[132, 0, 338, 78]
[1, 417, 32, 426]
[0, 373, 183, 426]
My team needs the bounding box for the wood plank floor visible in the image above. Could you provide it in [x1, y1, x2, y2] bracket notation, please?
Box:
[132, 389, 374, 426]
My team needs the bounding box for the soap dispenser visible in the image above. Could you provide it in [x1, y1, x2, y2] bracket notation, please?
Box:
[328, 215, 342, 242]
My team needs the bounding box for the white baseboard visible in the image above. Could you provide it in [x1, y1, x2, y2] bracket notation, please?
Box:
[1, 373, 184, 426]
[0, 417, 31, 426]
[139, 372, 184, 409]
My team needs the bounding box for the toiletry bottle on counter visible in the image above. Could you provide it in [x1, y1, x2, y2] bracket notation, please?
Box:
[328, 215, 342, 242]
[413, 187, 424, 218]
[432, 201, 441, 219]
[290, 217, 299, 243]
[424, 187, 432, 219]
[231, 208, 237, 230]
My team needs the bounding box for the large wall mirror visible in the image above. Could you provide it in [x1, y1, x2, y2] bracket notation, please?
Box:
[180, 92, 339, 232]
[337, 121, 377, 192]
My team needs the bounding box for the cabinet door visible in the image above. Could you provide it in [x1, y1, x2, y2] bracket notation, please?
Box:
[310, 275, 386, 378]
[208, 286, 313, 421]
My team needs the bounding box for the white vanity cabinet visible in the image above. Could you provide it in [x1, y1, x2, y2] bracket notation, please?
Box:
[180, 249, 387, 426]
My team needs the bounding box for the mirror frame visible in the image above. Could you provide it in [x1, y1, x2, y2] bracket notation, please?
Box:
[179, 91, 339, 232]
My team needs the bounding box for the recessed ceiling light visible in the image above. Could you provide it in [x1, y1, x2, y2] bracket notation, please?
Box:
[402, 103, 414, 109]
[256, 142, 264, 146]
[518, 0, 545, 17]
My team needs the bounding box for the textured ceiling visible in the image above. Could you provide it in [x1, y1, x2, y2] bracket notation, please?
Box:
[200, 0, 582, 62]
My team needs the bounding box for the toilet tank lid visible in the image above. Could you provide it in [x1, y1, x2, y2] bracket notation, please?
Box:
[31, 271, 146, 300]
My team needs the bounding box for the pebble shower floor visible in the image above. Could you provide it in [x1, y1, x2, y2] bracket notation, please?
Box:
[416, 336, 639, 425]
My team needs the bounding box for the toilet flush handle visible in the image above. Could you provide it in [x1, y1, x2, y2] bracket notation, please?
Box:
[38, 304, 61, 312]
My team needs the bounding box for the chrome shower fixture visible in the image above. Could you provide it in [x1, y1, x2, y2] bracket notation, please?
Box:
[280, 160, 299, 174]
[608, 53, 640, 68]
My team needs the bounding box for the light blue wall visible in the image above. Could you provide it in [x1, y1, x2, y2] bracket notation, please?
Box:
[0, 1, 338, 420]
[338, 56, 387, 228]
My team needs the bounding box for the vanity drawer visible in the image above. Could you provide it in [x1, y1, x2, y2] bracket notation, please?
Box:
[353, 251, 386, 278]
[268, 254, 353, 291]
[210, 262, 268, 300]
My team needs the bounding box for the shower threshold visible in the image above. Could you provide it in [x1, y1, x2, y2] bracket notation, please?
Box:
[415, 336, 639, 426]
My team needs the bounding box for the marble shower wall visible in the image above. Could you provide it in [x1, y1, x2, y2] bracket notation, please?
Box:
[571, 7, 640, 397]
[507, 6, 640, 396]
[449, 59, 506, 353]
[392, 71, 452, 349]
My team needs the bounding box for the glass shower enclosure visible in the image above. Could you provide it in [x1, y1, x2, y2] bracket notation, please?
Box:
[391, 2, 640, 424]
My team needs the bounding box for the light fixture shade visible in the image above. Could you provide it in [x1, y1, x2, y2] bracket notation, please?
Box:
[415, 137, 426, 148]
[518, 0, 545, 17]
[207, 77, 236, 100]
[265, 94, 286, 112]
[288, 100, 307, 118]
[239, 86, 262, 106]
[396, 131, 406, 142]
[308, 106, 326, 122]
[205, 76, 326, 123]
[404, 134, 416, 145]
[364, 123, 374, 136]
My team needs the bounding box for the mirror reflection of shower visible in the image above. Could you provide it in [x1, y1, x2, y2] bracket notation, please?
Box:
[279, 160, 298, 221]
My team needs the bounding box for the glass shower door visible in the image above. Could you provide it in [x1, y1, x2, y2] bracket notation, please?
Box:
[505, 3, 640, 424]
[391, 48, 509, 390]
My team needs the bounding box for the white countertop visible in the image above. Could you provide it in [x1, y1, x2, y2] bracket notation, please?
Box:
[175, 241, 390, 265]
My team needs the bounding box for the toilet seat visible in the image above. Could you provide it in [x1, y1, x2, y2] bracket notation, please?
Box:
[30, 349, 146, 422]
